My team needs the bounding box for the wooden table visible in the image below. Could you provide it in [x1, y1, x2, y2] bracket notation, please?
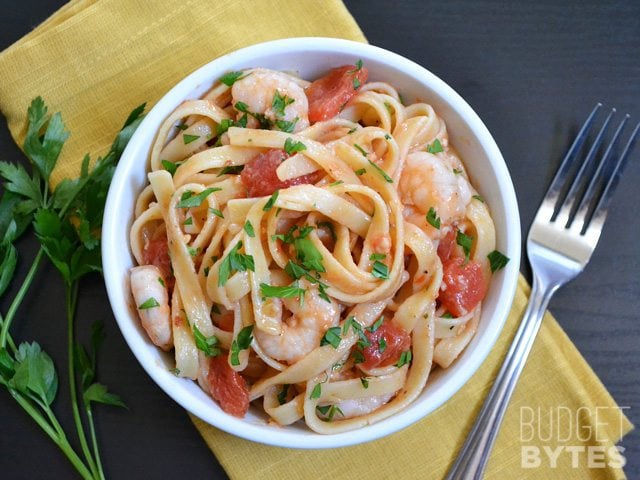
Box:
[1, 1, 638, 478]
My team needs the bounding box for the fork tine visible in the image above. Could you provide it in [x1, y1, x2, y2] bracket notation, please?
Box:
[539, 103, 602, 221]
[584, 119, 640, 243]
[571, 114, 630, 233]
[554, 107, 615, 228]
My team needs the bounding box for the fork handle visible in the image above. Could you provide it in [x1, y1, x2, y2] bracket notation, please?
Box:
[444, 275, 557, 480]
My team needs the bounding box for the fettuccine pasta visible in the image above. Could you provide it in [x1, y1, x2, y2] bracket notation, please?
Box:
[128, 62, 507, 432]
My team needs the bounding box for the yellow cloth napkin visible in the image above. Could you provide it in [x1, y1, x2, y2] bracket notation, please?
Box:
[0, 1, 632, 479]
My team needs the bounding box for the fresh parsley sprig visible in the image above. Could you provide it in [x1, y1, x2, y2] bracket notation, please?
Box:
[0, 97, 144, 480]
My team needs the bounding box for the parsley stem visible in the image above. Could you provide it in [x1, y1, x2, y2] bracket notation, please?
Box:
[86, 404, 105, 480]
[7, 387, 94, 480]
[0, 248, 46, 349]
[0, 314, 18, 354]
[66, 282, 100, 479]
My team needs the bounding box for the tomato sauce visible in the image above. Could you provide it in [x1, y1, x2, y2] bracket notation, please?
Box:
[306, 64, 369, 123]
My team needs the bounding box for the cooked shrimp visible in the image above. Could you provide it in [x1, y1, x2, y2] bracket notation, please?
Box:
[130, 265, 173, 351]
[334, 392, 394, 419]
[254, 280, 340, 363]
[399, 151, 472, 236]
[232, 69, 310, 132]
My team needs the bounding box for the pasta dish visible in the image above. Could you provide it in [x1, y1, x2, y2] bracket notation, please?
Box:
[128, 61, 508, 432]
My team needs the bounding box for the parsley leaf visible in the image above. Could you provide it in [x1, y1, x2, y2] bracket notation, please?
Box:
[193, 325, 221, 357]
[218, 241, 255, 287]
[367, 160, 393, 183]
[320, 326, 342, 349]
[183, 134, 200, 145]
[176, 187, 220, 208]
[138, 297, 160, 310]
[426, 207, 441, 229]
[396, 350, 412, 367]
[456, 230, 473, 261]
[243, 220, 255, 237]
[260, 283, 306, 299]
[426, 138, 443, 154]
[272, 91, 295, 117]
[284, 137, 307, 155]
[219, 71, 246, 86]
[230, 325, 254, 366]
[263, 189, 279, 211]
[488, 250, 510, 272]
[372, 261, 389, 280]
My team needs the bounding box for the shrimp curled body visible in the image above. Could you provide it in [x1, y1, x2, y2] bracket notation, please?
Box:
[399, 151, 472, 236]
[130, 265, 173, 351]
[231, 69, 310, 132]
[254, 282, 340, 363]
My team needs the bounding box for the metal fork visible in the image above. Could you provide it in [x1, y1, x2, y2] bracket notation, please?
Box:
[445, 104, 639, 480]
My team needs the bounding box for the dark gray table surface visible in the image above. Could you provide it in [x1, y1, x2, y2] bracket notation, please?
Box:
[1, 1, 638, 479]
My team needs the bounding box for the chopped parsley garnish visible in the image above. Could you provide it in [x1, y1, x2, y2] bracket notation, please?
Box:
[453, 168, 463, 175]
[284, 137, 307, 155]
[347, 126, 358, 134]
[372, 261, 389, 280]
[426, 207, 441, 229]
[284, 260, 308, 280]
[193, 325, 221, 357]
[354, 168, 366, 176]
[161, 159, 180, 176]
[317, 404, 343, 421]
[188, 246, 199, 257]
[367, 160, 393, 183]
[317, 283, 331, 303]
[310, 383, 322, 400]
[209, 208, 224, 218]
[342, 316, 370, 348]
[384, 102, 393, 114]
[488, 250, 510, 272]
[426, 138, 443, 154]
[456, 230, 473, 261]
[368, 316, 384, 332]
[176, 187, 221, 208]
[441, 311, 454, 319]
[176, 122, 188, 131]
[369, 253, 386, 261]
[138, 297, 160, 310]
[216, 118, 234, 136]
[360, 377, 369, 389]
[320, 326, 342, 349]
[183, 217, 193, 226]
[353, 143, 368, 156]
[275, 118, 298, 133]
[349, 59, 363, 72]
[263, 189, 279, 211]
[218, 241, 255, 287]
[295, 235, 325, 272]
[260, 283, 306, 299]
[396, 350, 412, 367]
[243, 220, 255, 237]
[183, 134, 200, 145]
[230, 325, 254, 366]
[277, 385, 290, 405]
[379, 337, 387, 353]
[329, 180, 344, 186]
[472, 194, 485, 203]
[219, 71, 245, 86]
[157, 277, 166, 288]
[217, 165, 244, 177]
[272, 91, 295, 117]
[353, 77, 361, 90]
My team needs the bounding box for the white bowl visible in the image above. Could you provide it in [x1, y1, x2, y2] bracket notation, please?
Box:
[102, 37, 521, 448]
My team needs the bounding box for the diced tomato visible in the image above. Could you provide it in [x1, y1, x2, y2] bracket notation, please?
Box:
[360, 322, 411, 370]
[240, 149, 321, 197]
[207, 355, 250, 418]
[439, 256, 488, 317]
[141, 234, 174, 291]
[306, 64, 369, 123]
[437, 229, 457, 262]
